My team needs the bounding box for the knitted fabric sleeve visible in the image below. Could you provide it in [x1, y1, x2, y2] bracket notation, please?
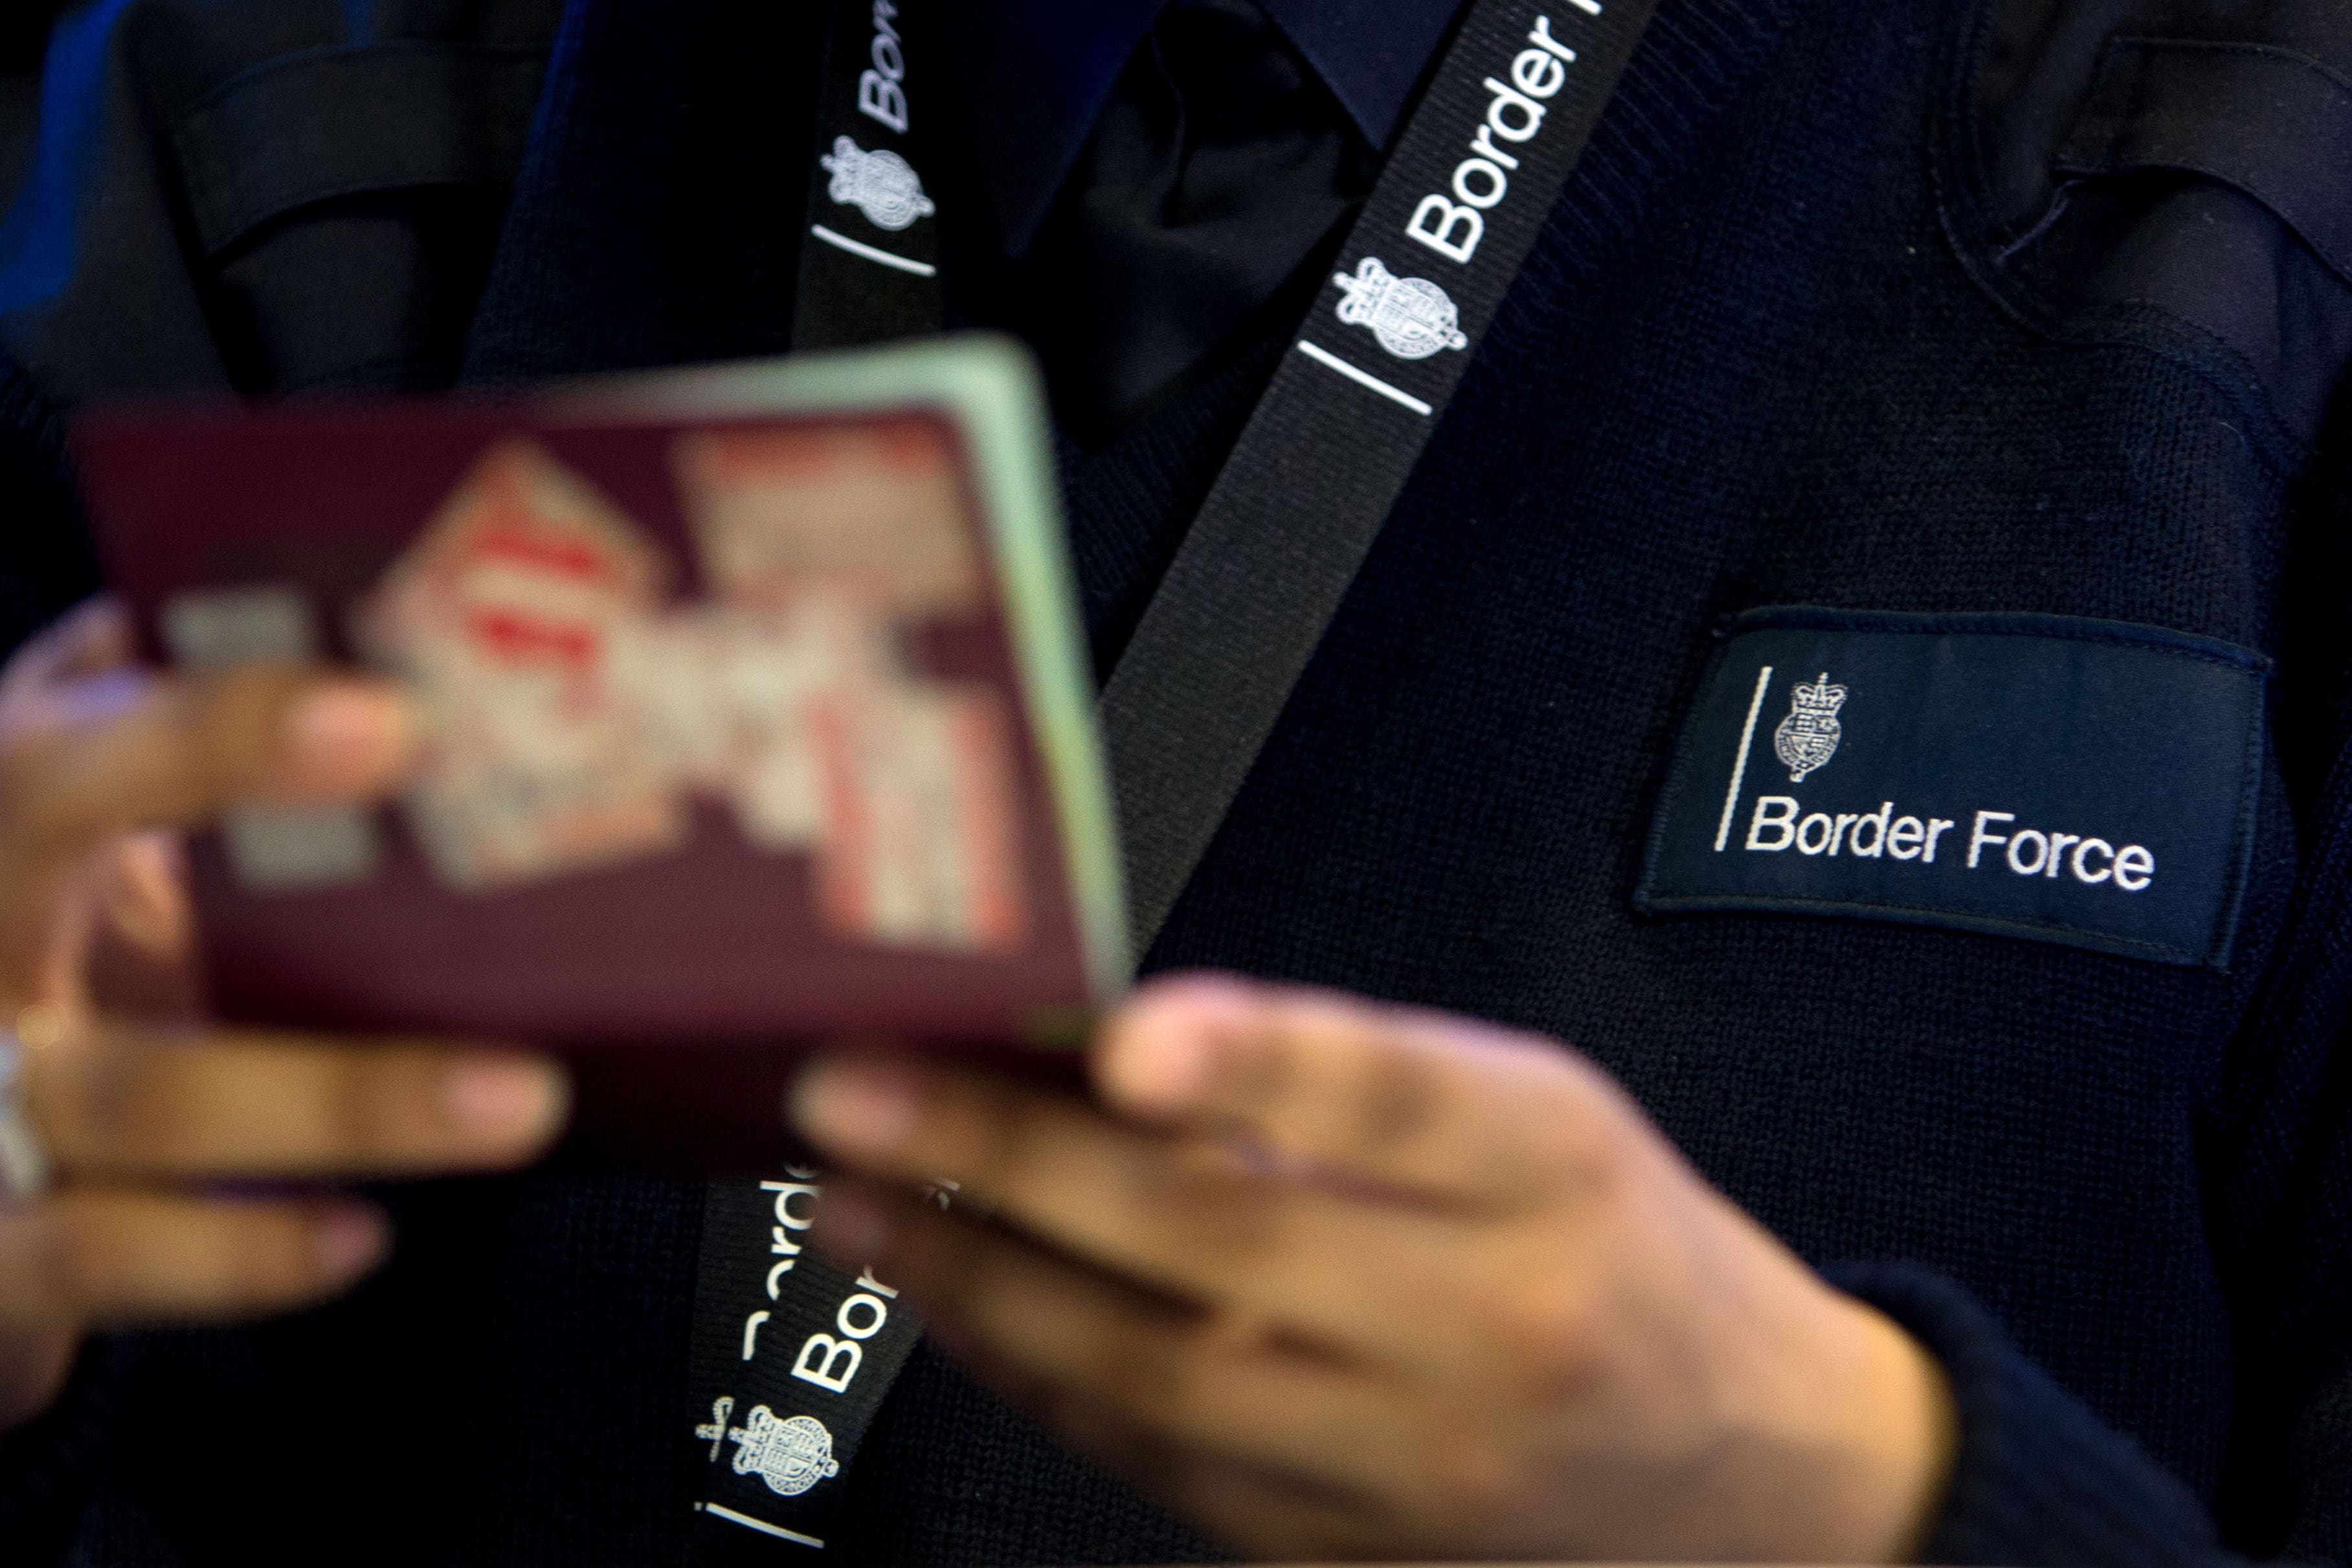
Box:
[0, 1341, 142, 1562]
[1829, 1261, 2245, 1567]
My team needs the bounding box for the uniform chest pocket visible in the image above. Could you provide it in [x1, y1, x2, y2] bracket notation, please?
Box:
[1937, 0, 2352, 450]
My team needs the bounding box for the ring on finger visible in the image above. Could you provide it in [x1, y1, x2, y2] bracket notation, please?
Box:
[0, 1003, 62, 1199]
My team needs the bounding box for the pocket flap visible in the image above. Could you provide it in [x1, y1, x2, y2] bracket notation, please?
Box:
[2057, 37, 2352, 284]
[170, 43, 548, 257]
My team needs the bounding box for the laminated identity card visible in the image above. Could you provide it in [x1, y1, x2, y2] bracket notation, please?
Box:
[75, 337, 1124, 1163]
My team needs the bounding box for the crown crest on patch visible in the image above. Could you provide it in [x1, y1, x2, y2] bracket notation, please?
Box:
[1773, 671, 1847, 783]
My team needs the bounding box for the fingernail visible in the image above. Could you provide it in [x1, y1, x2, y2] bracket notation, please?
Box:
[314, 1206, 388, 1279]
[284, 683, 410, 780]
[444, 1058, 566, 1144]
[812, 1188, 893, 1263]
[1099, 1000, 1223, 1114]
[790, 1061, 921, 1156]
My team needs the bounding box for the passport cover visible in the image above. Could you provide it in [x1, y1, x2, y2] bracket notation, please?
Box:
[74, 338, 1124, 1165]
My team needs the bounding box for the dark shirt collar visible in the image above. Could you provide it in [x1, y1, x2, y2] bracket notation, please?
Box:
[939, 0, 1465, 254]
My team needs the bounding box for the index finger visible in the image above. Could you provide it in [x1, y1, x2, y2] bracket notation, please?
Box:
[4, 664, 414, 860]
[28, 1020, 570, 1180]
[1092, 974, 1639, 1208]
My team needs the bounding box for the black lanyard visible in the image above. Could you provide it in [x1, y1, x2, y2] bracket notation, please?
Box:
[680, 12, 949, 1562]
[684, 1173, 932, 1561]
[685, 0, 1660, 1552]
[788, 0, 943, 350]
[1102, 0, 1659, 951]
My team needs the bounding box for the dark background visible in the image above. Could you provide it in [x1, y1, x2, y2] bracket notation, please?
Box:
[0, 3, 65, 205]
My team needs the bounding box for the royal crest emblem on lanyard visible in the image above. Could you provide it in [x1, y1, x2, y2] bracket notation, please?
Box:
[705, 1400, 844, 1497]
[1773, 672, 1847, 783]
[1332, 256, 1470, 360]
[820, 136, 937, 232]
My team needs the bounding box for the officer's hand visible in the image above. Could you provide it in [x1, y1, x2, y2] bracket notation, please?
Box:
[792, 973, 1957, 1562]
[0, 601, 568, 1435]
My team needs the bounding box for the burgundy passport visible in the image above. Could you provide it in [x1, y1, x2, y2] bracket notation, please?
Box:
[73, 341, 1127, 1167]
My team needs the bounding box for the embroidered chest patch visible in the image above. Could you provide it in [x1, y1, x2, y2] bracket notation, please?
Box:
[1635, 609, 2268, 968]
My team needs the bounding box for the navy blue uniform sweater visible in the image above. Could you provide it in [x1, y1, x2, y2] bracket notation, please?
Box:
[5, 0, 2352, 1563]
